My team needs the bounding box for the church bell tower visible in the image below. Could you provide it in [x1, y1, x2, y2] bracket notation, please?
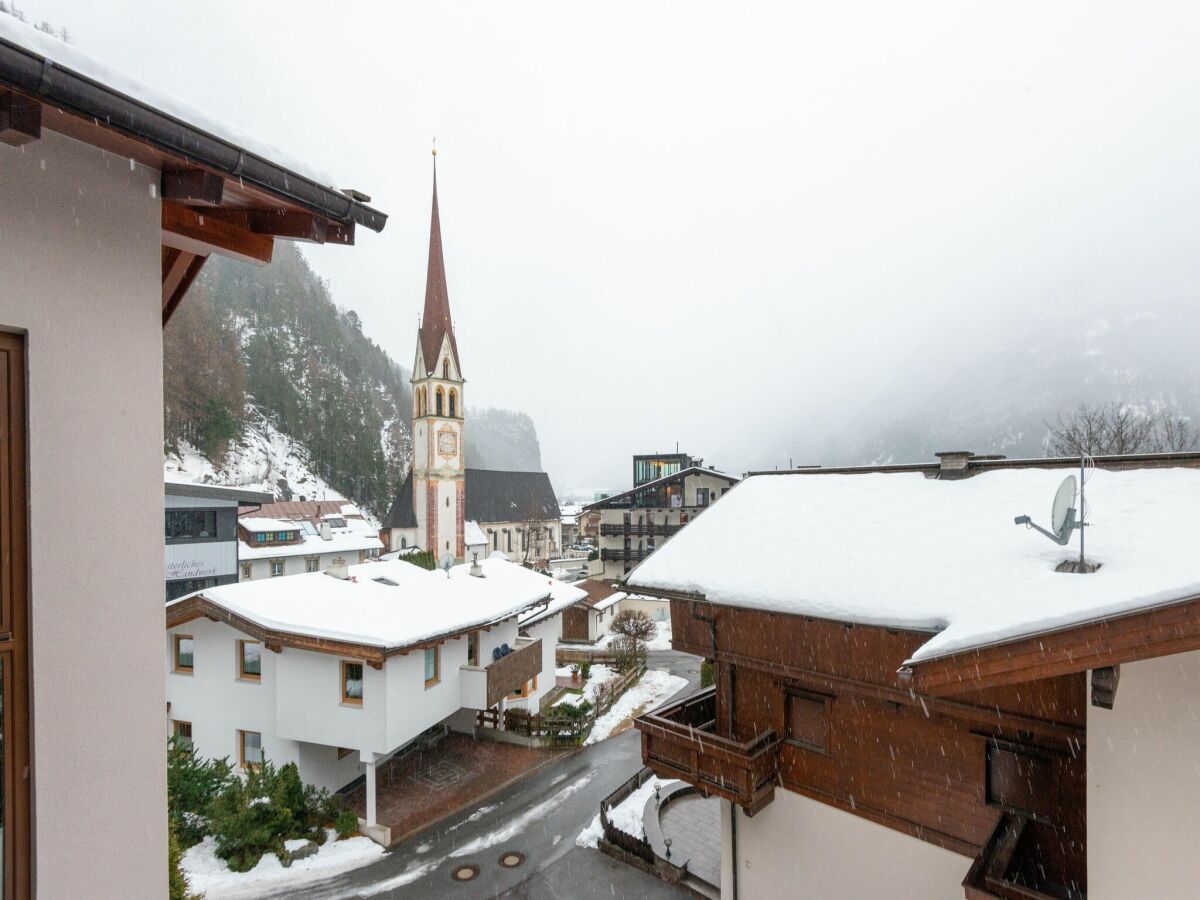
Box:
[411, 150, 466, 560]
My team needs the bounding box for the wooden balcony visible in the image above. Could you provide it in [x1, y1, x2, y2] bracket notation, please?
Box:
[634, 686, 780, 816]
[485, 638, 542, 708]
[600, 548, 647, 562]
[599, 523, 683, 537]
[963, 813, 1084, 900]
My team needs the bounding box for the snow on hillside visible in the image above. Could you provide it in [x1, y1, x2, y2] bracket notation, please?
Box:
[165, 408, 344, 503]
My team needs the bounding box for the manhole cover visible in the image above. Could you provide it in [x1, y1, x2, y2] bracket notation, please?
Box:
[688, 669, 698, 674]
[498, 851, 526, 869]
[451, 864, 480, 882]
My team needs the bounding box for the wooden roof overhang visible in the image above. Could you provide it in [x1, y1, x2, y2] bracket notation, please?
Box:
[166, 591, 551, 667]
[0, 35, 386, 327]
[900, 592, 1200, 698]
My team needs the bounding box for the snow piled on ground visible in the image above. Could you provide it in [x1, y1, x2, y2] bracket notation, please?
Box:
[577, 777, 681, 849]
[164, 407, 346, 505]
[181, 830, 383, 899]
[595, 620, 672, 651]
[552, 663, 616, 708]
[585, 669, 688, 745]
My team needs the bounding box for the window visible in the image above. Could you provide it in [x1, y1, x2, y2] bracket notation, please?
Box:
[424, 646, 440, 687]
[467, 631, 480, 667]
[256, 532, 267, 543]
[786, 691, 829, 752]
[173, 634, 194, 674]
[491, 529, 498, 551]
[277, 531, 288, 541]
[449, 389, 457, 417]
[506, 530, 512, 553]
[239, 729, 263, 770]
[696, 487, 710, 506]
[443, 358, 450, 379]
[986, 742, 1054, 821]
[510, 674, 538, 699]
[240, 562, 252, 580]
[165, 576, 219, 602]
[165, 509, 218, 541]
[305, 556, 320, 573]
[401, 537, 408, 549]
[238, 640, 262, 682]
[270, 559, 284, 577]
[436, 386, 444, 416]
[172, 720, 193, 753]
[341, 661, 364, 706]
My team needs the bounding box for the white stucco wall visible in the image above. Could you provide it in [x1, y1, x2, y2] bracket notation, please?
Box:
[0, 131, 166, 896]
[241, 548, 371, 581]
[722, 791, 966, 900]
[1088, 650, 1200, 898]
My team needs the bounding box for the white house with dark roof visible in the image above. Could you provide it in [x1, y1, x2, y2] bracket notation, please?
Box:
[0, 14, 383, 894]
[166, 557, 584, 843]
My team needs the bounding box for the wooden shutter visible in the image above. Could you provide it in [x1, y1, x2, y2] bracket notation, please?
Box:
[787, 692, 827, 751]
[987, 744, 1053, 821]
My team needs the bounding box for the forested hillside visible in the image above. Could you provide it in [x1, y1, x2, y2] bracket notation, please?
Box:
[163, 243, 544, 515]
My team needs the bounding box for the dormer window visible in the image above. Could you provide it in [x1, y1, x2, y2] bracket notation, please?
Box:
[256, 532, 266, 543]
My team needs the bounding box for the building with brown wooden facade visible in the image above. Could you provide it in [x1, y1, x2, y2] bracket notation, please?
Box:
[0, 15, 384, 897]
[631, 451, 1200, 899]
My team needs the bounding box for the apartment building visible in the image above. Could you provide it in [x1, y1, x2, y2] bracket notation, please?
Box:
[165, 479, 272, 600]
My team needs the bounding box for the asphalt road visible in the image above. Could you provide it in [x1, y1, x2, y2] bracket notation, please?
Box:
[276, 649, 702, 900]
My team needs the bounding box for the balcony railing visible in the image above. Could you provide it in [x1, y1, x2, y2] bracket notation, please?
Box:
[485, 638, 542, 708]
[600, 548, 650, 562]
[634, 686, 780, 816]
[599, 523, 684, 537]
[963, 813, 1083, 900]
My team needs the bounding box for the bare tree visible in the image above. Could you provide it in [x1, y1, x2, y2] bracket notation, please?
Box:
[1046, 403, 1197, 456]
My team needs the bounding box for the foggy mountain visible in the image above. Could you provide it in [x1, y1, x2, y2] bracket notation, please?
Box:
[768, 306, 1200, 471]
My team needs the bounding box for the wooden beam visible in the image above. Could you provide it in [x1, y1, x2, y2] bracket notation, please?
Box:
[326, 221, 355, 245]
[161, 169, 225, 206]
[367, 660, 384, 670]
[908, 594, 1200, 696]
[200, 209, 327, 244]
[0, 91, 40, 146]
[1091, 665, 1120, 710]
[161, 201, 273, 265]
[161, 248, 207, 328]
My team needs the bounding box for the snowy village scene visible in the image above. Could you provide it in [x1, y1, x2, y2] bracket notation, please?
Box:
[3, 1, 1200, 898]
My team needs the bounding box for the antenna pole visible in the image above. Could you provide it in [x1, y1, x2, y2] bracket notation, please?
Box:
[1079, 455, 1086, 566]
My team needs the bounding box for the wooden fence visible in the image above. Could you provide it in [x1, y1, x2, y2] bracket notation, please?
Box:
[600, 767, 657, 864]
[555, 647, 618, 667]
[479, 662, 647, 747]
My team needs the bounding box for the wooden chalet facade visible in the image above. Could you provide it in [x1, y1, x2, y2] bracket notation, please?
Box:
[632, 452, 1200, 900]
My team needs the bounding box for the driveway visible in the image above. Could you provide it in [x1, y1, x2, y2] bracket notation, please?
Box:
[275, 648, 703, 900]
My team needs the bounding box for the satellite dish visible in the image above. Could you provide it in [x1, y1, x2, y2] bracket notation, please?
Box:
[1050, 475, 1077, 538]
[441, 553, 454, 578]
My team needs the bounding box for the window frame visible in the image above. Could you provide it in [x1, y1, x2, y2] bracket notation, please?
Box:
[173, 634, 194, 674]
[341, 660, 364, 707]
[423, 645, 440, 688]
[509, 673, 538, 700]
[172, 719, 193, 753]
[240, 562, 252, 580]
[783, 687, 832, 754]
[238, 729, 263, 771]
[269, 558, 284, 577]
[467, 630, 480, 667]
[237, 639, 262, 683]
[305, 556, 320, 573]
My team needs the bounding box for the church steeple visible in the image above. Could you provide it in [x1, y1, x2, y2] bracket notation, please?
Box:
[418, 152, 461, 377]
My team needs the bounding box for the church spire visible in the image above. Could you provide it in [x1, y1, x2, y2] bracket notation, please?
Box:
[419, 147, 460, 376]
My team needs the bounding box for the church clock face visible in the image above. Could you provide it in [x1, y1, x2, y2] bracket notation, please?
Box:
[437, 429, 458, 458]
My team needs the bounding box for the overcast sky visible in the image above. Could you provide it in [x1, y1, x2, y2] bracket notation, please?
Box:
[25, 1, 1200, 491]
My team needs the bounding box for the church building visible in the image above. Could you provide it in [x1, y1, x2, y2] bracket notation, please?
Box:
[383, 157, 561, 565]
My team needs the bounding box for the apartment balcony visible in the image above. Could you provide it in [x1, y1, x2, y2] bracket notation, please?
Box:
[600, 548, 648, 563]
[599, 523, 684, 538]
[634, 686, 780, 816]
[459, 637, 543, 710]
[963, 813, 1083, 900]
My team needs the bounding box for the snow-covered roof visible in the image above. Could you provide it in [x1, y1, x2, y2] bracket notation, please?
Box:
[520, 577, 589, 628]
[594, 591, 625, 612]
[464, 520, 488, 548]
[239, 530, 382, 561]
[170, 557, 568, 650]
[0, 15, 338, 188]
[239, 518, 298, 533]
[627, 466, 1200, 664]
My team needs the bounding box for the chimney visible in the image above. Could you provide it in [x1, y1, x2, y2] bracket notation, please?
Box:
[320, 521, 333, 541]
[325, 556, 349, 580]
[934, 450, 974, 479]
[469, 551, 484, 578]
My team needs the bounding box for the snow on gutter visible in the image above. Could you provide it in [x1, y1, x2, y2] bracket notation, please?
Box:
[0, 17, 386, 231]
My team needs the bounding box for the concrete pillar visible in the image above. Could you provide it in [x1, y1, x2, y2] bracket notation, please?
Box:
[365, 759, 377, 827]
[498, 696, 507, 731]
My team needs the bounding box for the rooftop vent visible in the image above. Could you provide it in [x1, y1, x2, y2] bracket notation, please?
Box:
[469, 551, 484, 578]
[319, 521, 333, 541]
[326, 557, 349, 580]
[934, 450, 974, 479]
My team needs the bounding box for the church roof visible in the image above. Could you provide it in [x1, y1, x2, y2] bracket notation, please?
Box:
[465, 469, 560, 524]
[418, 159, 461, 376]
[384, 473, 417, 529]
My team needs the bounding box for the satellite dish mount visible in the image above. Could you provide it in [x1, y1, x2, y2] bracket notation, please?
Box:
[1013, 455, 1096, 572]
